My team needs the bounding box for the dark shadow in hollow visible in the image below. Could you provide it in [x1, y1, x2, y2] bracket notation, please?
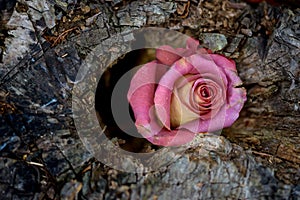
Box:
[95, 48, 160, 153]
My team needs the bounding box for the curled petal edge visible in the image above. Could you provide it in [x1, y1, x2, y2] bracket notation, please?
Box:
[127, 61, 168, 128]
[180, 86, 247, 133]
[156, 37, 200, 66]
[143, 127, 197, 146]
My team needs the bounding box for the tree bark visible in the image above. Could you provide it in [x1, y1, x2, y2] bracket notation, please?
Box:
[0, 0, 299, 199]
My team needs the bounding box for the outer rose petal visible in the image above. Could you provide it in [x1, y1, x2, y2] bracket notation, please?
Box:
[133, 104, 197, 146]
[209, 54, 237, 72]
[127, 61, 197, 146]
[185, 37, 199, 52]
[127, 61, 168, 135]
[209, 54, 244, 90]
[209, 54, 246, 104]
[156, 37, 199, 66]
[154, 59, 195, 129]
[225, 86, 247, 122]
[186, 54, 228, 88]
[180, 107, 225, 133]
[156, 45, 183, 66]
[146, 128, 196, 146]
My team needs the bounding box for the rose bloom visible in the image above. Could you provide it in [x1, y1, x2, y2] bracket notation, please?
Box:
[127, 38, 246, 146]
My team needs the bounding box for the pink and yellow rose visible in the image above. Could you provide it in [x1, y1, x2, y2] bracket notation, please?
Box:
[127, 38, 246, 146]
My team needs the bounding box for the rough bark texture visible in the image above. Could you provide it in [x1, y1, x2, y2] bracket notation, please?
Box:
[0, 0, 299, 199]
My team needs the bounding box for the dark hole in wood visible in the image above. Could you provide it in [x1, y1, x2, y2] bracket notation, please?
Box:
[95, 48, 160, 153]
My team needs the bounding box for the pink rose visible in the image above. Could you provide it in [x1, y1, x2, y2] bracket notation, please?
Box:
[127, 38, 246, 146]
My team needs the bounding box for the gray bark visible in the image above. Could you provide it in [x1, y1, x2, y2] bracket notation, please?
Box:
[0, 0, 299, 199]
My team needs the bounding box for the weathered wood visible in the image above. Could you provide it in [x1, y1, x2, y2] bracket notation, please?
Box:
[0, 0, 299, 199]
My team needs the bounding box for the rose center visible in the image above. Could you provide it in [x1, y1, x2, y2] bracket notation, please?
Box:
[200, 86, 210, 98]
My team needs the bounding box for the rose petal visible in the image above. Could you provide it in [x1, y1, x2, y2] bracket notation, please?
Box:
[192, 78, 225, 112]
[222, 87, 247, 128]
[225, 86, 246, 125]
[127, 61, 168, 131]
[179, 105, 226, 133]
[197, 48, 212, 54]
[209, 54, 237, 72]
[146, 128, 197, 146]
[186, 37, 199, 52]
[223, 68, 243, 88]
[226, 86, 247, 116]
[133, 105, 197, 146]
[170, 83, 201, 128]
[181, 83, 247, 133]
[209, 54, 245, 101]
[156, 45, 183, 66]
[186, 54, 228, 88]
[154, 58, 195, 129]
[156, 37, 200, 66]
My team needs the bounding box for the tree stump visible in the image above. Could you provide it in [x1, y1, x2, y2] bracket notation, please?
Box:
[0, 0, 299, 199]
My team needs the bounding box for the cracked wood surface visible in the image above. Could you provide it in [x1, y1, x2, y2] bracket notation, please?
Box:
[0, 0, 299, 199]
